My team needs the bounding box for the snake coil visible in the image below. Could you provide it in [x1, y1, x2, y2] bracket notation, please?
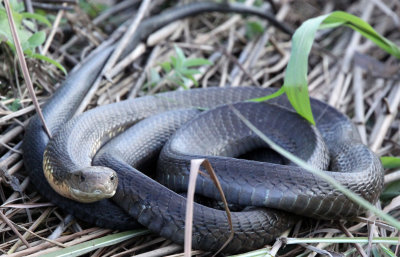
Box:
[23, 2, 383, 254]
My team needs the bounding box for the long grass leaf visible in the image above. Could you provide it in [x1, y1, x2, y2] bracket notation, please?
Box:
[231, 107, 400, 231]
[380, 156, 400, 169]
[40, 230, 149, 257]
[31, 53, 67, 75]
[282, 14, 329, 124]
[3, 0, 52, 137]
[249, 87, 285, 103]
[229, 248, 272, 257]
[284, 237, 400, 244]
[262, 11, 400, 124]
[379, 244, 396, 257]
[20, 12, 51, 27]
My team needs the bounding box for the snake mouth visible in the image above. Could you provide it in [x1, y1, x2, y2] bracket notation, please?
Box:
[70, 188, 116, 203]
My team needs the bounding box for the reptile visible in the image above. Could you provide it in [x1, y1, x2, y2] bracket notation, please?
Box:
[22, 1, 384, 254]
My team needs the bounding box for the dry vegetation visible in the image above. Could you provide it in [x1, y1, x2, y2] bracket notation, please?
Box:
[1, 0, 400, 256]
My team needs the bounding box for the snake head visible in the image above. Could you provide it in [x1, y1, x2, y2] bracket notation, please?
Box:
[69, 166, 118, 203]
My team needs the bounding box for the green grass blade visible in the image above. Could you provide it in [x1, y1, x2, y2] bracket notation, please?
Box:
[344, 247, 360, 256]
[380, 156, 400, 169]
[284, 237, 400, 244]
[229, 248, 272, 257]
[282, 14, 329, 125]
[183, 58, 213, 67]
[20, 12, 51, 27]
[41, 230, 149, 257]
[380, 244, 396, 257]
[323, 11, 400, 58]
[248, 87, 285, 102]
[231, 107, 400, 232]
[271, 11, 400, 124]
[30, 53, 67, 75]
[381, 180, 400, 200]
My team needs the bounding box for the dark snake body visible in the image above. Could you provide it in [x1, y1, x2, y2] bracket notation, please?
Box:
[22, 2, 384, 254]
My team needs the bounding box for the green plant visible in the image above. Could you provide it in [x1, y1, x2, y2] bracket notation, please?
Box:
[7, 98, 21, 111]
[251, 11, 400, 125]
[147, 45, 212, 89]
[245, 21, 264, 39]
[0, 0, 66, 73]
[380, 156, 400, 201]
[235, 11, 400, 255]
[79, 0, 108, 18]
[381, 156, 400, 169]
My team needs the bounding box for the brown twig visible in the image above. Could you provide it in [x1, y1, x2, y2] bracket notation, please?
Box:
[339, 222, 368, 257]
[185, 159, 233, 256]
[0, 211, 31, 249]
[76, 0, 151, 114]
[3, 0, 52, 138]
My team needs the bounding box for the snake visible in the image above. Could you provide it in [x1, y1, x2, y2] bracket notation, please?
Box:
[22, 2, 384, 254]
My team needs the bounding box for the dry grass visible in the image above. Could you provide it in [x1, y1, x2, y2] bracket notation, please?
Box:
[1, 0, 400, 256]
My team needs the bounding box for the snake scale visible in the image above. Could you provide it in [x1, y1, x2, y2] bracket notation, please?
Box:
[22, 2, 384, 254]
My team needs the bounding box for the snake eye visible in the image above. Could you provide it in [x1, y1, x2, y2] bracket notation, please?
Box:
[74, 173, 85, 182]
[110, 175, 115, 181]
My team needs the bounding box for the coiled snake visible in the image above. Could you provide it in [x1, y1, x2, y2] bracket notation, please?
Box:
[23, 2, 383, 253]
